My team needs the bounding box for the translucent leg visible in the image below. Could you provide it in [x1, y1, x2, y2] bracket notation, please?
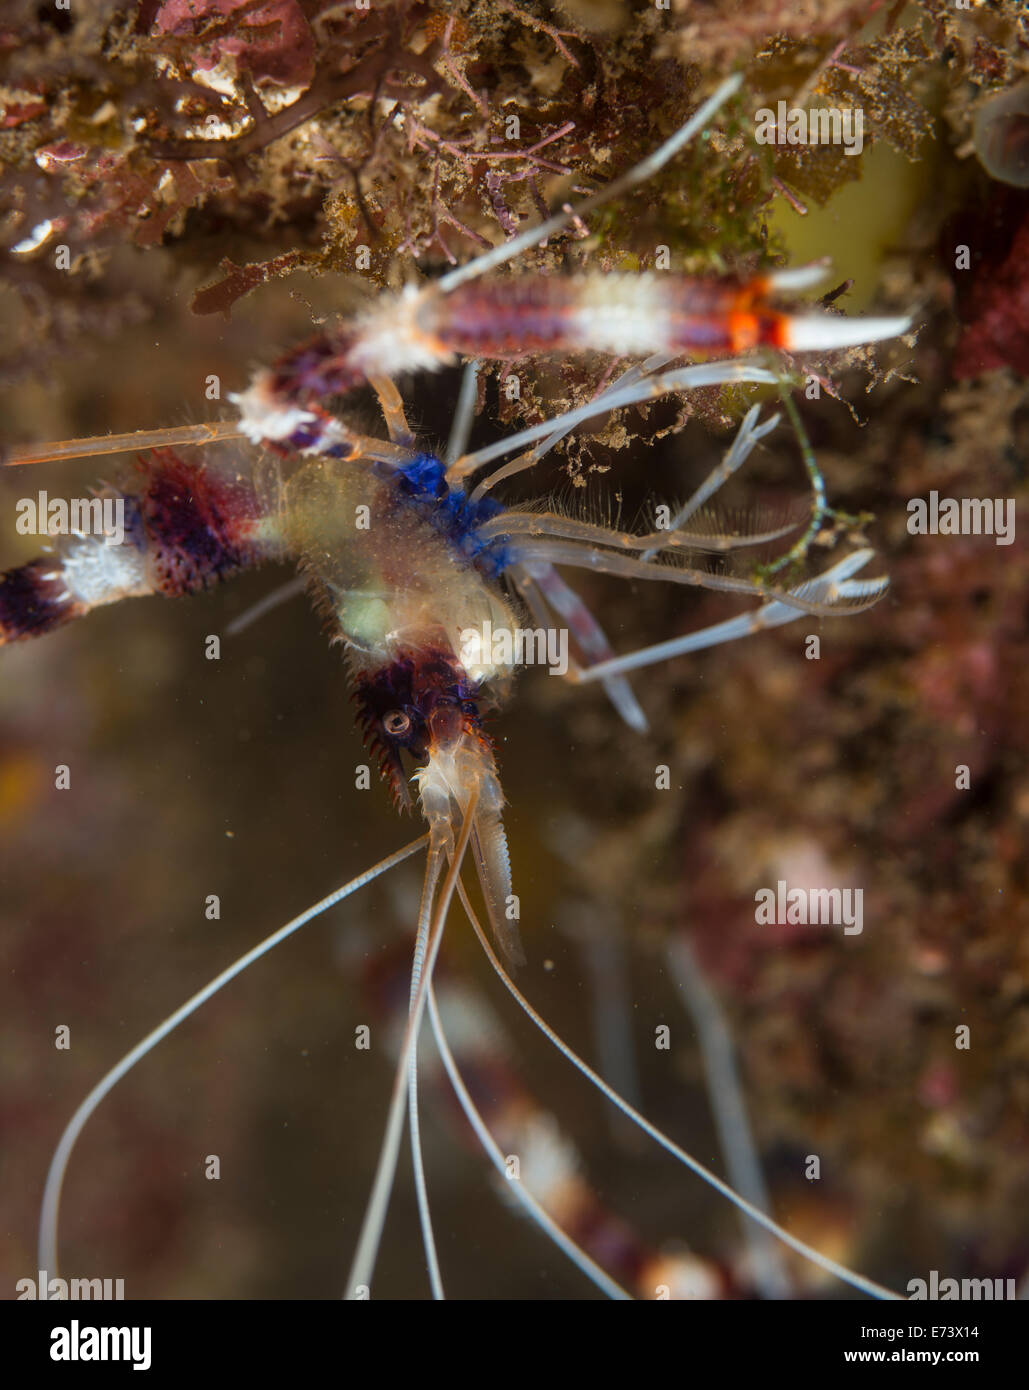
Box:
[369, 375, 414, 445]
[225, 576, 306, 637]
[482, 508, 799, 555]
[516, 539, 885, 619]
[454, 351, 672, 494]
[640, 404, 781, 559]
[512, 561, 648, 733]
[451, 361, 780, 487]
[445, 359, 481, 465]
[4, 413, 420, 472]
[3, 419, 245, 467]
[561, 549, 888, 685]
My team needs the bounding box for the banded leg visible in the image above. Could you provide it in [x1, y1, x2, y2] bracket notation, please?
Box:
[0, 448, 284, 646]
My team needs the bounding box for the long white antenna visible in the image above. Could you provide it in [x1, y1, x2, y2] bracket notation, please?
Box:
[38, 836, 427, 1281]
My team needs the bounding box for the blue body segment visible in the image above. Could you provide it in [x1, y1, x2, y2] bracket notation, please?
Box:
[390, 453, 510, 577]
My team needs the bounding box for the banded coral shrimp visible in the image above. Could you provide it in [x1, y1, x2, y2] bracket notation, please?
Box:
[1, 74, 915, 1302]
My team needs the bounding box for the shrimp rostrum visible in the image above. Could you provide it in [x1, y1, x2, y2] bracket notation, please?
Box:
[2, 76, 910, 1300]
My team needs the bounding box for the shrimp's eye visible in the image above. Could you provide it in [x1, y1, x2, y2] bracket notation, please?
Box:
[383, 709, 410, 737]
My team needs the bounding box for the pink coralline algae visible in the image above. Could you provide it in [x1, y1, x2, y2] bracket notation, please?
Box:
[153, 0, 316, 88]
[952, 199, 1029, 379]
